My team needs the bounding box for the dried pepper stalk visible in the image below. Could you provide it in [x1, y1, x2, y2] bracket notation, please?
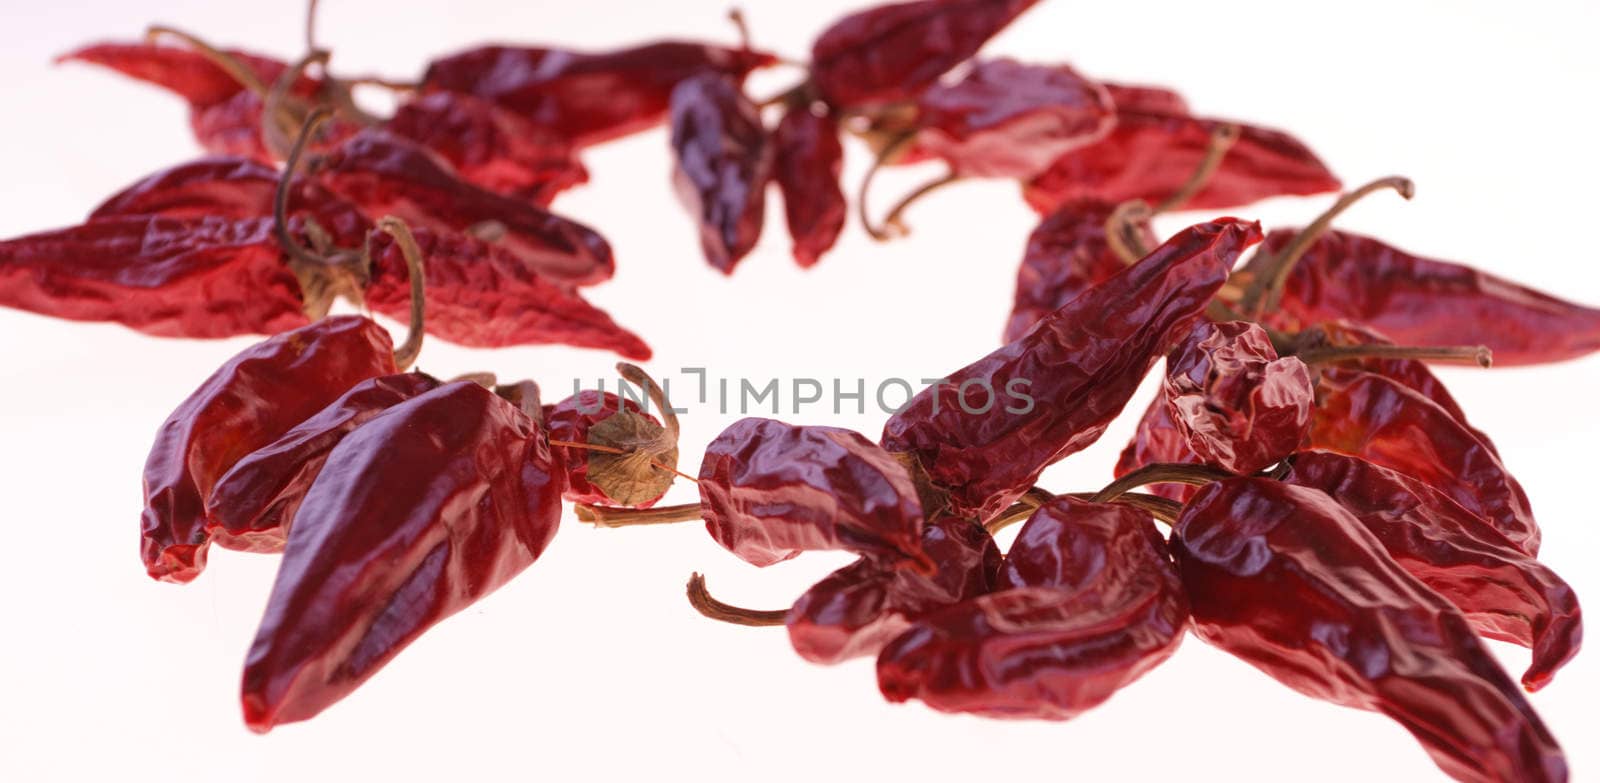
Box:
[1173, 478, 1568, 783]
[668, 73, 772, 274]
[1161, 320, 1314, 474]
[772, 101, 847, 268]
[1114, 398, 1202, 503]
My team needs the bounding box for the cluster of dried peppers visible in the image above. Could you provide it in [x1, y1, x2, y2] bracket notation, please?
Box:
[3, 1, 1596, 779]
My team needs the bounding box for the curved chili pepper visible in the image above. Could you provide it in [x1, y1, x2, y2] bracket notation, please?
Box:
[877, 497, 1186, 719]
[669, 73, 771, 274]
[1310, 367, 1540, 556]
[314, 129, 614, 286]
[364, 226, 650, 357]
[1173, 478, 1568, 783]
[896, 59, 1115, 179]
[204, 372, 442, 553]
[772, 102, 846, 268]
[546, 390, 661, 506]
[882, 218, 1261, 521]
[1113, 397, 1203, 503]
[700, 417, 929, 568]
[1266, 228, 1600, 366]
[1023, 83, 1340, 214]
[241, 380, 562, 732]
[788, 516, 1001, 664]
[420, 42, 777, 148]
[1004, 198, 1149, 342]
[140, 315, 397, 582]
[1282, 451, 1582, 691]
[1163, 320, 1314, 474]
[385, 91, 588, 206]
[809, 0, 1041, 109]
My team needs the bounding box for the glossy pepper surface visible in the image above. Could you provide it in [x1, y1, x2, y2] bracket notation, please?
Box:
[140, 315, 397, 582]
[1162, 320, 1314, 474]
[385, 91, 588, 205]
[1004, 197, 1147, 342]
[240, 381, 561, 732]
[668, 73, 771, 274]
[882, 218, 1261, 521]
[772, 103, 846, 268]
[877, 497, 1186, 719]
[1173, 478, 1568, 783]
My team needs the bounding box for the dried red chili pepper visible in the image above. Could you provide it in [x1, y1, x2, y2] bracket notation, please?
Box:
[1023, 83, 1340, 214]
[1173, 478, 1568, 783]
[384, 91, 588, 206]
[877, 497, 1186, 719]
[420, 41, 777, 148]
[1162, 320, 1314, 474]
[204, 372, 443, 552]
[809, 0, 1041, 109]
[312, 129, 614, 286]
[669, 73, 772, 274]
[1264, 229, 1600, 366]
[772, 102, 846, 268]
[1003, 198, 1142, 341]
[240, 380, 562, 732]
[699, 418, 931, 568]
[1282, 451, 1582, 691]
[881, 218, 1262, 522]
[545, 364, 679, 507]
[1310, 367, 1540, 556]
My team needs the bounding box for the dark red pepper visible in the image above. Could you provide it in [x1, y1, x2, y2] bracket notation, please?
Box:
[384, 91, 589, 206]
[1162, 320, 1314, 474]
[668, 73, 772, 274]
[772, 102, 847, 268]
[1004, 198, 1145, 342]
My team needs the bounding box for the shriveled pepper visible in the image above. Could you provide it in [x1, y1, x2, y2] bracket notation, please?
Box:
[1173, 478, 1568, 783]
[877, 497, 1186, 719]
[772, 101, 846, 268]
[882, 218, 1262, 521]
[668, 73, 771, 274]
[384, 91, 588, 206]
[1162, 320, 1314, 474]
[1004, 197, 1147, 342]
[240, 380, 562, 731]
[1282, 451, 1582, 691]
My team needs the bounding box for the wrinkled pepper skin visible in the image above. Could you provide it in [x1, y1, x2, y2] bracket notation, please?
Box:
[699, 418, 928, 568]
[1282, 451, 1582, 691]
[1114, 397, 1203, 503]
[1023, 83, 1340, 214]
[315, 130, 615, 286]
[1267, 229, 1600, 366]
[788, 516, 1000, 664]
[877, 498, 1186, 719]
[544, 390, 659, 506]
[364, 226, 650, 358]
[1173, 479, 1568, 783]
[0, 215, 306, 339]
[1163, 320, 1314, 474]
[882, 218, 1261, 521]
[1004, 197, 1147, 342]
[668, 73, 771, 274]
[810, 0, 1041, 109]
[385, 92, 588, 206]
[1311, 368, 1540, 556]
[140, 316, 397, 582]
[421, 42, 777, 148]
[772, 103, 846, 268]
[240, 381, 561, 732]
[901, 59, 1114, 179]
[205, 372, 442, 553]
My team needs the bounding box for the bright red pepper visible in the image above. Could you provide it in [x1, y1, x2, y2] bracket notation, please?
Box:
[240, 380, 561, 731]
[1173, 478, 1568, 783]
[1004, 197, 1149, 342]
[385, 91, 588, 206]
[1162, 320, 1314, 474]
[669, 73, 772, 274]
[772, 102, 847, 268]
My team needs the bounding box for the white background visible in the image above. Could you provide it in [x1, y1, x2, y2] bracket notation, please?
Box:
[1, 1, 1596, 780]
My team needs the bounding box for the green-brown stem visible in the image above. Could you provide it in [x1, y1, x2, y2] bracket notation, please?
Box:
[857, 133, 917, 241]
[1296, 343, 1492, 368]
[576, 502, 700, 527]
[374, 216, 427, 371]
[1105, 200, 1156, 265]
[145, 25, 268, 96]
[263, 50, 328, 162]
[1091, 463, 1233, 504]
[686, 573, 787, 627]
[1152, 124, 1241, 213]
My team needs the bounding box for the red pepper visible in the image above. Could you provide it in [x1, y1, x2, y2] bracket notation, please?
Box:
[669, 73, 772, 274]
[788, 516, 1001, 664]
[545, 390, 671, 508]
[1162, 320, 1315, 474]
[384, 91, 589, 206]
[1282, 451, 1582, 691]
[240, 380, 562, 732]
[140, 315, 398, 582]
[772, 102, 847, 268]
[699, 418, 930, 568]
[1023, 83, 1340, 214]
[1173, 478, 1568, 783]
[313, 129, 615, 286]
[1004, 198, 1150, 342]
[1310, 367, 1540, 556]
[882, 218, 1261, 521]
[420, 42, 777, 148]
[876, 497, 1186, 719]
[1266, 229, 1600, 366]
[204, 372, 443, 553]
[809, 0, 1041, 109]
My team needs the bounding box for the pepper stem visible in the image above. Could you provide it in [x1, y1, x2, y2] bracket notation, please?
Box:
[576, 502, 701, 527]
[1091, 463, 1233, 504]
[686, 573, 787, 627]
[1105, 125, 1239, 266]
[548, 440, 697, 482]
[727, 8, 752, 51]
[617, 363, 681, 439]
[1295, 342, 1492, 368]
[305, 0, 322, 53]
[1104, 200, 1155, 265]
[857, 133, 916, 241]
[145, 26, 269, 96]
[275, 108, 332, 270]
[982, 487, 1055, 534]
[374, 217, 427, 371]
[1152, 124, 1241, 213]
[1243, 176, 1415, 316]
[263, 50, 328, 162]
